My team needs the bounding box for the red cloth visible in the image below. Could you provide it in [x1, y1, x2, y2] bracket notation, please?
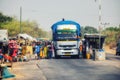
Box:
[9, 40, 14, 48]
[9, 40, 18, 49]
[12, 49, 17, 57]
[3, 55, 12, 61]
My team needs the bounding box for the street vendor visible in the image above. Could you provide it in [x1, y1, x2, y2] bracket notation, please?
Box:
[35, 42, 42, 59]
[79, 41, 83, 58]
[47, 41, 53, 59]
[0, 49, 3, 64]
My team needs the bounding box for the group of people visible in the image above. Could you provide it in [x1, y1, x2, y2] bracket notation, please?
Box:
[34, 41, 54, 59]
[0, 37, 55, 64]
[0, 38, 100, 63]
[0, 38, 18, 64]
[79, 41, 94, 59]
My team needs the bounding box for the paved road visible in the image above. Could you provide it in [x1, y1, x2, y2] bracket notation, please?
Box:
[38, 56, 120, 80]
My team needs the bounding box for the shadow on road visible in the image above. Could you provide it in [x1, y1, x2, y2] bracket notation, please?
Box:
[98, 73, 120, 80]
[106, 53, 120, 61]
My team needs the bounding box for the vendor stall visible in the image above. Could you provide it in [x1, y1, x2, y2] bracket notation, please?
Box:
[84, 34, 106, 60]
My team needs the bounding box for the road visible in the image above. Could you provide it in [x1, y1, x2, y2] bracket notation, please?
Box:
[38, 55, 120, 80]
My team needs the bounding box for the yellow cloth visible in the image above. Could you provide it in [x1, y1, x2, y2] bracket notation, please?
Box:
[26, 46, 33, 54]
[40, 48, 44, 58]
[22, 46, 33, 55]
[22, 46, 26, 55]
[44, 46, 48, 58]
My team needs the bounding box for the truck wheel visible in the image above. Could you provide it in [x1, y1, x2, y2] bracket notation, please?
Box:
[55, 55, 59, 59]
[55, 54, 60, 59]
[54, 50, 60, 59]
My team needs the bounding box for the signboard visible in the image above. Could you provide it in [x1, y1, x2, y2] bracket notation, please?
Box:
[57, 25, 77, 30]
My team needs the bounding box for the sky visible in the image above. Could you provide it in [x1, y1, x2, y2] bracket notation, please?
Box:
[0, 0, 120, 31]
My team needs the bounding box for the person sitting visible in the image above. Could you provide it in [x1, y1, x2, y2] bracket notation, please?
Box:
[0, 49, 3, 64]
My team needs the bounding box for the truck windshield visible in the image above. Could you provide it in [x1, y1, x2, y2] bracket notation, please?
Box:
[56, 30, 78, 41]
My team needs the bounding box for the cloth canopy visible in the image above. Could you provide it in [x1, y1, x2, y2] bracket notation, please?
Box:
[17, 33, 36, 41]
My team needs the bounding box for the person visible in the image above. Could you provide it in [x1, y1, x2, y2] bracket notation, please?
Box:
[2, 43, 8, 55]
[82, 40, 87, 59]
[12, 39, 18, 62]
[17, 43, 22, 55]
[82, 45, 86, 59]
[40, 46, 43, 58]
[35, 42, 42, 59]
[23, 55, 27, 61]
[51, 41, 55, 58]
[79, 43, 83, 58]
[32, 42, 36, 58]
[89, 45, 93, 59]
[0, 49, 3, 64]
[8, 39, 14, 58]
[43, 44, 48, 59]
[3, 53, 13, 67]
[47, 42, 53, 59]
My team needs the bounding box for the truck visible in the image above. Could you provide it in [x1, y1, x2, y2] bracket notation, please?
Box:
[51, 19, 81, 58]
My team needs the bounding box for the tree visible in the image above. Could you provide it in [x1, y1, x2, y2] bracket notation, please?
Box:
[103, 26, 120, 47]
[81, 26, 98, 35]
[0, 12, 13, 28]
[0, 12, 51, 39]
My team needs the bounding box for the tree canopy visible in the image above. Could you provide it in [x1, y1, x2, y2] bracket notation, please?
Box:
[103, 26, 120, 47]
[0, 12, 50, 39]
[81, 26, 98, 36]
[0, 13, 13, 23]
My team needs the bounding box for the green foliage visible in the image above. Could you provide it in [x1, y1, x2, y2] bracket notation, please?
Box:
[0, 12, 50, 39]
[81, 26, 98, 36]
[103, 26, 120, 46]
[81, 25, 120, 47]
[0, 12, 13, 29]
[0, 12, 13, 23]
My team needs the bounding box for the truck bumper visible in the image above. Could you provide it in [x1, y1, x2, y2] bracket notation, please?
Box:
[56, 49, 79, 56]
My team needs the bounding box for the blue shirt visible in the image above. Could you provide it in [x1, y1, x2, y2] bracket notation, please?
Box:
[35, 45, 42, 54]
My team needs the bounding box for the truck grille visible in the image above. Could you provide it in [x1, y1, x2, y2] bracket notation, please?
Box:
[59, 45, 76, 47]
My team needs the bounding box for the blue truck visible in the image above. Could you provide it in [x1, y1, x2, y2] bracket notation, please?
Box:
[51, 19, 81, 58]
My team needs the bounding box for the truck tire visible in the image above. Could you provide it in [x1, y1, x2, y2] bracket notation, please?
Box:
[55, 55, 60, 59]
[54, 50, 60, 59]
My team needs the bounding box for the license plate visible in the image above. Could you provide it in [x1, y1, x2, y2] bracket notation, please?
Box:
[65, 53, 71, 55]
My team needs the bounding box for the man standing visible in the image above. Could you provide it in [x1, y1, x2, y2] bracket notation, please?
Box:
[35, 42, 41, 59]
[47, 42, 53, 59]
[79, 43, 83, 58]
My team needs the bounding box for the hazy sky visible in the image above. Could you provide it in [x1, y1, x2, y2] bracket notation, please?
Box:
[0, 0, 120, 31]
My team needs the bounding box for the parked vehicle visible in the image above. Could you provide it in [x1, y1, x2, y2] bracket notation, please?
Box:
[116, 40, 120, 56]
[51, 19, 81, 58]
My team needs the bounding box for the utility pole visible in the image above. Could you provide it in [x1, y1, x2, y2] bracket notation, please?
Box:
[101, 23, 110, 30]
[98, 0, 102, 49]
[20, 7, 22, 33]
[95, 0, 102, 49]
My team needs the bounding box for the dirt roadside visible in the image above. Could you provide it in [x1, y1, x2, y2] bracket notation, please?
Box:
[104, 45, 116, 54]
[4, 60, 46, 80]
